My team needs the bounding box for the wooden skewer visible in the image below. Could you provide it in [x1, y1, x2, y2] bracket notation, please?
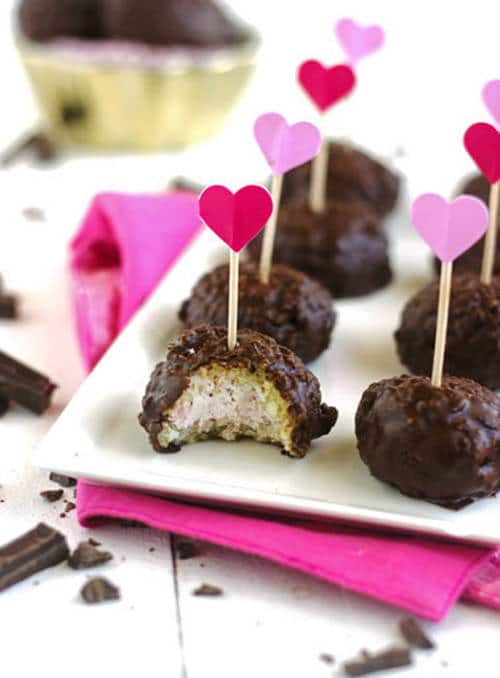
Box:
[259, 173, 283, 285]
[227, 249, 239, 351]
[308, 138, 329, 214]
[431, 261, 453, 387]
[480, 180, 499, 286]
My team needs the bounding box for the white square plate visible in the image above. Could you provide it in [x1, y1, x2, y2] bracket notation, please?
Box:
[33, 223, 500, 546]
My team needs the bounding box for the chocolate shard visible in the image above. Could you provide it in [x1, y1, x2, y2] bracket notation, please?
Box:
[399, 617, 435, 650]
[81, 577, 120, 604]
[49, 472, 76, 488]
[40, 489, 63, 503]
[177, 540, 201, 560]
[0, 351, 57, 414]
[0, 396, 9, 417]
[68, 542, 113, 570]
[344, 647, 412, 676]
[192, 583, 223, 597]
[0, 295, 18, 319]
[0, 523, 69, 592]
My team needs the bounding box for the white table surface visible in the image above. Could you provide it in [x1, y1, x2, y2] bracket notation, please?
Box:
[1, 1, 500, 675]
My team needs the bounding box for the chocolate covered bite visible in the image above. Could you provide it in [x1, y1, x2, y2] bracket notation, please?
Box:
[139, 325, 337, 458]
[102, 0, 246, 46]
[19, 0, 103, 41]
[179, 262, 335, 364]
[247, 201, 392, 298]
[281, 141, 400, 217]
[355, 374, 500, 508]
[395, 274, 500, 390]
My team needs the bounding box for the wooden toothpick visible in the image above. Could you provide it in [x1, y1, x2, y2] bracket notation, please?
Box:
[227, 249, 239, 350]
[309, 137, 329, 214]
[259, 173, 283, 284]
[431, 261, 453, 387]
[480, 180, 499, 285]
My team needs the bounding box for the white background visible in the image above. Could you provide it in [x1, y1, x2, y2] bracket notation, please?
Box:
[1, 1, 500, 676]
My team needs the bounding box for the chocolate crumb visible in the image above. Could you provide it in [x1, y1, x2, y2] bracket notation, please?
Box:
[64, 501, 76, 513]
[59, 513, 66, 519]
[88, 538, 101, 547]
[1, 131, 58, 167]
[68, 542, 113, 570]
[319, 653, 335, 665]
[192, 583, 223, 597]
[343, 646, 412, 676]
[22, 207, 45, 221]
[399, 617, 435, 649]
[49, 473, 76, 488]
[177, 540, 200, 560]
[40, 489, 63, 503]
[81, 577, 120, 604]
[148, 547, 155, 553]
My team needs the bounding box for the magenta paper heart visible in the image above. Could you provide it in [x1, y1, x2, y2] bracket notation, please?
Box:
[298, 61, 356, 113]
[483, 80, 500, 126]
[335, 18, 384, 63]
[411, 193, 489, 263]
[199, 185, 273, 253]
[463, 122, 500, 184]
[254, 113, 321, 175]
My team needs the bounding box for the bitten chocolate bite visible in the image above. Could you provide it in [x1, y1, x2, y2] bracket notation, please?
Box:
[19, 0, 103, 41]
[179, 262, 335, 363]
[139, 325, 337, 458]
[247, 201, 392, 298]
[355, 375, 500, 508]
[395, 274, 500, 390]
[281, 141, 400, 217]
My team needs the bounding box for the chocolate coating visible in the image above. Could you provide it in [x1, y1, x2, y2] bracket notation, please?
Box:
[281, 141, 400, 217]
[101, 0, 246, 46]
[247, 201, 392, 298]
[179, 262, 335, 363]
[139, 324, 338, 457]
[434, 173, 499, 276]
[395, 274, 500, 390]
[355, 374, 500, 508]
[19, 0, 103, 41]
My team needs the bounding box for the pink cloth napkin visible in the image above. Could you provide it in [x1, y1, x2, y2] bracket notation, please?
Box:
[70, 191, 500, 621]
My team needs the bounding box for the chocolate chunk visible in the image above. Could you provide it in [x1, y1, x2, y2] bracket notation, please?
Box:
[177, 540, 200, 560]
[81, 577, 120, 604]
[0, 295, 18, 319]
[192, 583, 223, 597]
[0, 397, 8, 417]
[1, 131, 58, 167]
[343, 647, 412, 676]
[49, 473, 76, 488]
[64, 501, 76, 513]
[399, 617, 435, 649]
[0, 351, 56, 414]
[319, 653, 335, 665]
[68, 542, 113, 570]
[0, 523, 69, 592]
[40, 489, 63, 503]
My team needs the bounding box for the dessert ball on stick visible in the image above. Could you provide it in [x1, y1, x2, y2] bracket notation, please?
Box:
[395, 273, 500, 390]
[247, 200, 392, 298]
[460, 172, 490, 204]
[281, 140, 400, 217]
[140, 325, 338, 458]
[355, 374, 500, 508]
[180, 262, 335, 364]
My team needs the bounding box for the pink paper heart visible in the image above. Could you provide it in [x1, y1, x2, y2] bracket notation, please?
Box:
[463, 122, 500, 184]
[253, 113, 321, 175]
[199, 185, 273, 253]
[411, 193, 489, 263]
[298, 61, 356, 113]
[483, 80, 500, 126]
[335, 18, 385, 64]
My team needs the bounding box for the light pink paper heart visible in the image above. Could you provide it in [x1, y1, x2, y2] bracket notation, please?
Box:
[199, 185, 273, 253]
[254, 113, 321, 175]
[411, 193, 489, 263]
[335, 18, 385, 64]
[483, 80, 500, 126]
